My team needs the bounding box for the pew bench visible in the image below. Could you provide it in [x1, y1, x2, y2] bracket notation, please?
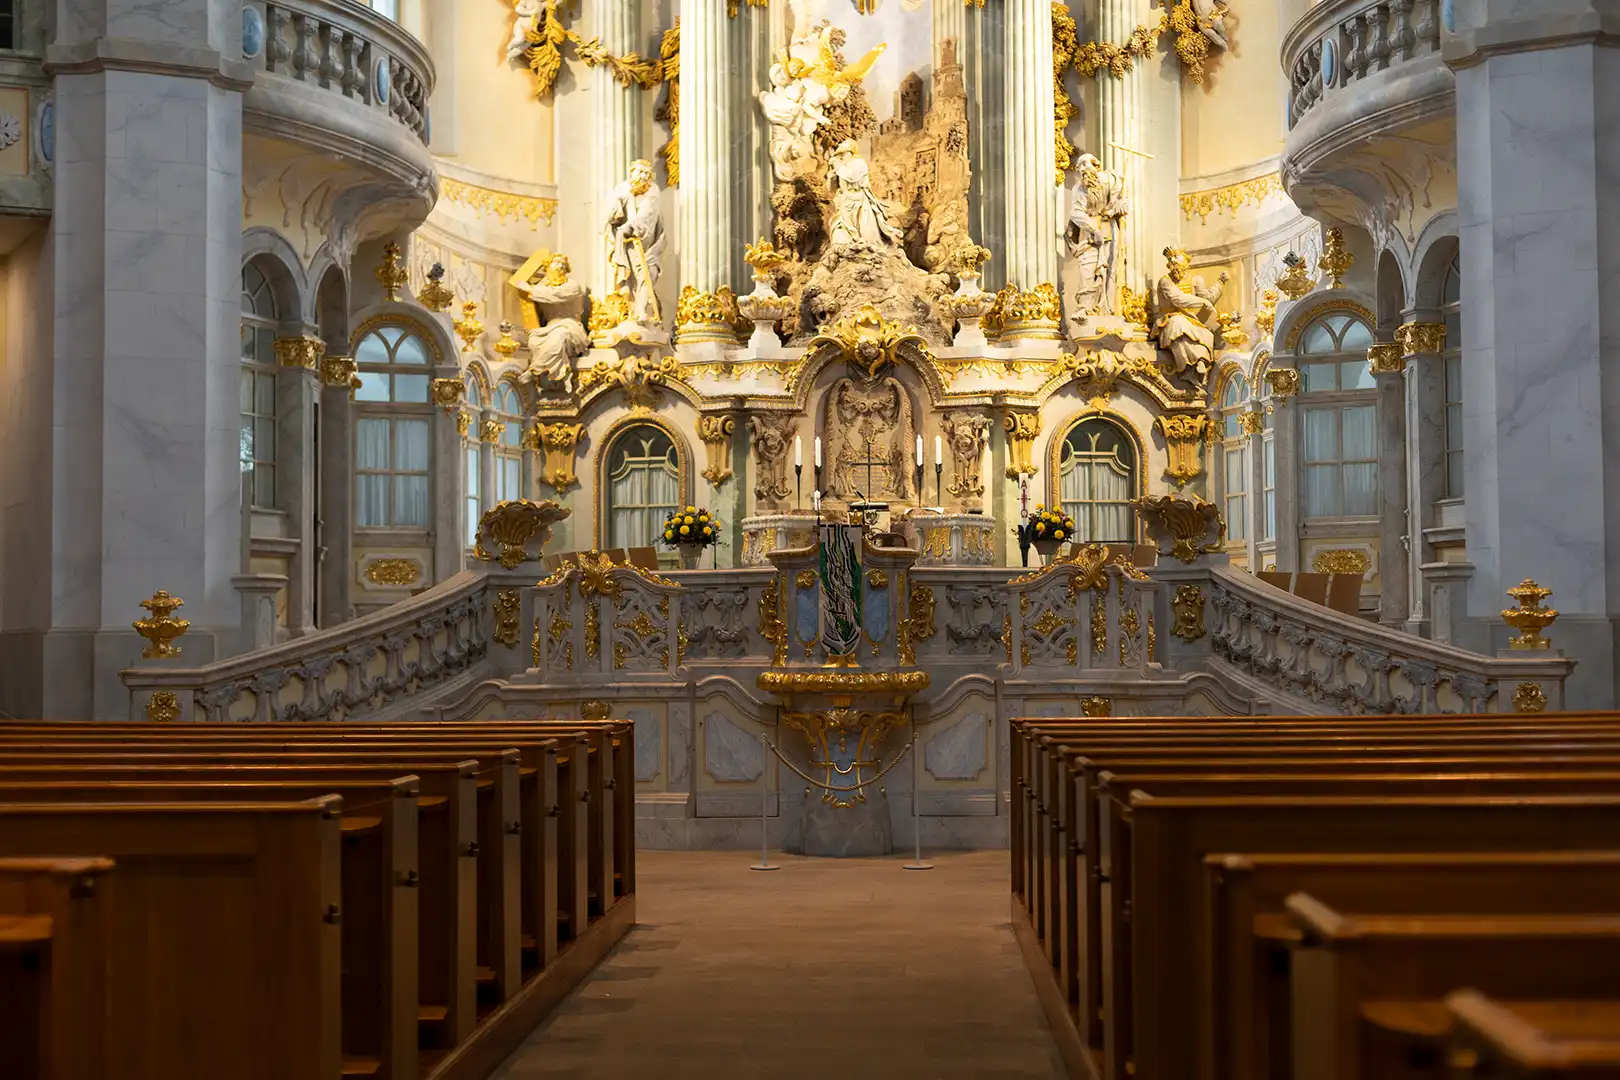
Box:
[1447, 991, 1620, 1079]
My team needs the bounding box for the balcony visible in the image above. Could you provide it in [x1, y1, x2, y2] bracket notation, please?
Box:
[1280, 0, 1456, 236]
[242, 0, 437, 258]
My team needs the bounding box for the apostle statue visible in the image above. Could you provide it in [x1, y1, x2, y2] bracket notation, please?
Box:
[826, 141, 901, 249]
[1066, 154, 1130, 317]
[514, 253, 586, 395]
[603, 159, 665, 326]
[1154, 247, 1228, 376]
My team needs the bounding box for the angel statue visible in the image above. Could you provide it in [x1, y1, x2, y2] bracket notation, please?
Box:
[603, 159, 665, 326]
[822, 378, 915, 503]
[757, 17, 886, 182]
[1065, 154, 1130, 317]
[506, 0, 542, 62]
[827, 141, 901, 249]
[1192, 0, 1231, 50]
[510, 252, 586, 395]
[1154, 247, 1228, 376]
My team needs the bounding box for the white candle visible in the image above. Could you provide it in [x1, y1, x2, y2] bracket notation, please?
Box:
[916, 435, 924, 468]
[813, 489, 821, 511]
[814, 437, 822, 469]
[934, 435, 943, 467]
[794, 435, 802, 469]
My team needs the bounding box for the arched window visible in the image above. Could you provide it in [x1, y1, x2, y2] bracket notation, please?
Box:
[240, 264, 280, 510]
[1298, 312, 1378, 519]
[604, 423, 681, 550]
[493, 382, 524, 502]
[354, 323, 433, 529]
[366, 0, 398, 18]
[1441, 251, 1463, 498]
[1258, 366, 1277, 542]
[1056, 417, 1137, 543]
[464, 379, 484, 547]
[1219, 373, 1249, 543]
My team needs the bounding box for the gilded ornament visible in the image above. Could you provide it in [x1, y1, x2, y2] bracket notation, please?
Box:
[1134, 493, 1225, 563]
[520, 424, 541, 452]
[457, 410, 472, 440]
[1057, 350, 1140, 408]
[473, 499, 571, 568]
[1238, 409, 1264, 435]
[865, 569, 889, 589]
[1119, 285, 1150, 331]
[1001, 614, 1013, 663]
[908, 581, 937, 641]
[1255, 287, 1279, 338]
[1003, 412, 1042, 479]
[374, 242, 408, 301]
[698, 414, 735, 487]
[1396, 321, 1447, 357]
[417, 262, 455, 311]
[454, 302, 485, 353]
[656, 21, 680, 186]
[1215, 311, 1249, 349]
[954, 243, 992, 277]
[755, 668, 931, 696]
[322, 355, 361, 396]
[1264, 367, 1300, 399]
[997, 283, 1064, 341]
[1030, 608, 1070, 639]
[441, 177, 559, 228]
[133, 591, 190, 659]
[744, 238, 787, 284]
[809, 303, 931, 380]
[1274, 251, 1316, 300]
[1513, 682, 1548, 714]
[922, 528, 951, 560]
[363, 558, 422, 586]
[431, 377, 466, 414]
[1317, 227, 1354, 288]
[1165, 0, 1219, 83]
[523, 0, 664, 101]
[1072, 14, 1165, 78]
[1312, 548, 1371, 575]
[1147, 613, 1156, 662]
[273, 336, 324, 370]
[1283, 300, 1376, 351]
[1501, 578, 1558, 651]
[674, 285, 744, 343]
[757, 575, 789, 665]
[145, 691, 180, 723]
[1119, 604, 1141, 666]
[1053, 2, 1080, 177]
[581, 700, 613, 722]
[480, 418, 502, 444]
[494, 321, 521, 359]
[795, 569, 819, 589]
[1170, 584, 1207, 641]
[587, 289, 631, 336]
[1179, 173, 1283, 221]
[493, 590, 521, 647]
[1091, 594, 1107, 657]
[1080, 696, 1112, 717]
[538, 422, 584, 491]
[1366, 342, 1403, 375]
[1156, 413, 1212, 486]
[577, 353, 682, 411]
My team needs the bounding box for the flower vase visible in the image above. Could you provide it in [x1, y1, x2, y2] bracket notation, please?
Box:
[1033, 538, 1063, 562]
[678, 544, 704, 570]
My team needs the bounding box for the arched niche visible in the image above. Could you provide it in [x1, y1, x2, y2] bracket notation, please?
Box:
[1045, 410, 1146, 545]
[594, 414, 695, 551]
[806, 355, 930, 507]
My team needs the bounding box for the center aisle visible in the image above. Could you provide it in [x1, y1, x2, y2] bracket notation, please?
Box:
[492, 850, 1067, 1080]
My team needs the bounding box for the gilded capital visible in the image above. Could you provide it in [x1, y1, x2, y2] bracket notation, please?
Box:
[675, 285, 743, 344]
[431, 377, 466, 413]
[1264, 366, 1300, 399]
[1238, 409, 1264, 435]
[1003, 411, 1041, 478]
[274, 335, 325, 370]
[321, 355, 361, 396]
[480, 418, 503, 444]
[1395, 321, 1447, 357]
[698, 414, 736, 487]
[1366, 343, 1404, 375]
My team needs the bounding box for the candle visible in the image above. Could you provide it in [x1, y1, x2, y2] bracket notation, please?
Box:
[814, 437, 822, 469]
[795, 435, 802, 469]
[934, 435, 943, 467]
[813, 489, 821, 512]
[916, 435, 924, 468]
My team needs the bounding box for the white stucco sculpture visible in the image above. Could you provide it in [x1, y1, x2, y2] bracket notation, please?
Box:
[757, 18, 885, 183]
[827, 141, 901, 249]
[506, 0, 542, 62]
[1154, 247, 1228, 376]
[1065, 153, 1130, 317]
[603, 159, 665, 326]
[518, 254, 586, 394]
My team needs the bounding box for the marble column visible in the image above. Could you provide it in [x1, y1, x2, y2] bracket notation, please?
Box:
[1399, 315, 1448, 635]
[679, 0, 740, 293]
[1370, 352, 1409, 627]
[318, 372, 356, 626]
[1002, 0, 1058, 290]
[1270, 389, 1301, 572]
[966, 4, 1006, 289]
[593, 0, 640, 295]
[1448, 16, 1620, 705]
[1096, 0, 1145, 290]
[275, 336, 322, 637]
[6, 0, 252, 717]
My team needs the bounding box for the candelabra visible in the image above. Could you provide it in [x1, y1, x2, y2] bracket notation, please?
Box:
[796, 462, 803, 511]
[935, 461, 943, 509]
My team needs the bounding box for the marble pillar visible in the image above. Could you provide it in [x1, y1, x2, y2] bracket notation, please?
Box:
[1270, 391, 1301, 572]
[276, 345, 321, 636]
[1372, 365, 1409, 626]
[11, 0, 251, 718]
[1401, 318, 1448, 635]
[1096, 0, 1145, 289]
[1002, 0, 1058, 290]
[679, 0, 740, 293]
[593, 0, 640, 295]
[318, 377, 356, 626]
[966, 4, 1006, 290]
[1448, 18, 1620, 705]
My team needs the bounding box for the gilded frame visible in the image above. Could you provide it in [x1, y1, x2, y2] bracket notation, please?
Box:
[593, 413, 695, 549]
[1046, 409, 1148, 545]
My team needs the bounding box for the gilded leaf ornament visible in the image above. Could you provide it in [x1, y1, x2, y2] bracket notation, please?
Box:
[474, 499, 572, 569]
[809, 303, 931, 381]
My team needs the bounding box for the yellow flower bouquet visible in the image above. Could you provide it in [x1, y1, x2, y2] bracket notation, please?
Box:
[1017, 504, 1077, 553]
[659, 506, 720, 567]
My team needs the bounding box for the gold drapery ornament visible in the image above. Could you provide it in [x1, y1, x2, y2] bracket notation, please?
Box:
[1073, 14, 1165, 77]
[1513, 682, 1548, 714]
[1501, 578, 1558, 651]
[538, 422, 584, 491]
[493, 590, 521, 647]
[908, 581, 937, 641]
[1366, 343, 1404, 375]
[274, 336, 325, 370]
[145, 691, 180, 723]
[454, 302, 485, 353]
[1052, 2, 1080, 178]
[133, 591, 190, 659]
[1156, 413, 1211, 486]
[698, 414, 735, 487]
[431, 377, 466, 414]
[1170, 584, 1206, 640]
[809, 303, 931, 379]
[1318, 227, 1354, 288]
[374, 243, 408, 301]
[524, 0, 665, 99]
[1134, 493, 1224, 563]
[1396, 321, 1447, 357]
[1003, 412, 1041, 478]
[473, 499, 572, 568]
[1311, 547, 1371, 575]
[1180, 173, 1283, 221]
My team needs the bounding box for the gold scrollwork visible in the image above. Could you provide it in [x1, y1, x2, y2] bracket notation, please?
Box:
[795, 569, 819, 589]
[1135, 493, 1225, 563]
[809, 303, 932, 380]
[1513, 682, 1548, 714]
[1080, 696, 1112, 717]
[493, 590, 521, 647]
[1171, 584, 1207, 641]
[909, 581, 937, 641]
[865, 569, 889, 589]
[1180, 173, 1283, 222]
[1156, 413, 1211, 487]
[431, 377, 466, 414]
[698, 414, 735, 487]
[441, 176, 560, 229]
[1004, 412, 1041, 479]
[1311, 548, 1371, 575]
[757, 575, 788, 665]
[1396, 321, 1448, 357]
[364, 559, 422, 587]
[145, 691, 180, 723]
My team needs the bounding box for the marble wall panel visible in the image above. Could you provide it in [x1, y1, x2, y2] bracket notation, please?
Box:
[701, 710, 765, 784]
[626, 704, 663, 785]
[923, 709, 990, 782]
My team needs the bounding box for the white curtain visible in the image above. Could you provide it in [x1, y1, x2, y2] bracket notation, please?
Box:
[610, 457, 680, 549]
[1340, 405, 1377, 516]
[394, 419, 430, 527]
[465, 447, 481, 546]
[356, 418, 390, 527]
[497, 456, 522, 502]
[1224, 445, 1247, 542]
[1301, 407, 1338, 518]
[1061, 453, 1132, 542]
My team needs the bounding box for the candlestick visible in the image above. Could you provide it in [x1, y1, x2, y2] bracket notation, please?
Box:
[795, 462, 803, 511]
[934, 435, 943, 467]
[935, 461, 943, 509]
[795, 435, 802, 469]
[814, 436, 822, 469]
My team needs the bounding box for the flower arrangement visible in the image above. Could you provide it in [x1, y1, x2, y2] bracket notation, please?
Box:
[1019, 505, 1077, 550]
[661, 506, 719, 548]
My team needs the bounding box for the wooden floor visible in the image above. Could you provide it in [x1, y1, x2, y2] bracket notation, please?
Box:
[490, 850, 1066, 1080]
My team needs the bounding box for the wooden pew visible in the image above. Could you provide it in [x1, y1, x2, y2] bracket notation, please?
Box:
[1287, 895, 1620, 1080]
[1205, 851, 1620, 1080]
[0, 857, 115, 1080]
[1447, 991, 1620, 1079]
[0, 799, 344, 1080]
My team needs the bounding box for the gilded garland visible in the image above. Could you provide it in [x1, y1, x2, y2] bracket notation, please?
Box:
[521, 0, 667, 100]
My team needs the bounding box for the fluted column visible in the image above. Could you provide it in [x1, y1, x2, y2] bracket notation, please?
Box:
[934, 0, 967, 66]
[1097, 0, 1147, 292]
[679, 0, 738, 293]
[593, 0, 640, 294]
[1003, 0, 1058, 290]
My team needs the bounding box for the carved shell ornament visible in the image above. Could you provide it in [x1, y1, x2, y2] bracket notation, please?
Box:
[0, 114, 21, 152]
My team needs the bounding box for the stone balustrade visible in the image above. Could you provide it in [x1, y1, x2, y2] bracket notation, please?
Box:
[1208, 566, 1574, 714]
[1283, 0, 1443, 129]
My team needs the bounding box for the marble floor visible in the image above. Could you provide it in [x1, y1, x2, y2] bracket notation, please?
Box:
[491, 849, 1067, 1080]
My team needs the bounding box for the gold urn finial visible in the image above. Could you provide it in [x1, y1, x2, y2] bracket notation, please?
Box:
[1318, 227, 1354, 289]
[743, 238, 787, 283]
[1274, 251, 1317, 300]
[454, 301, 484, 353]
[133, 591, 190, 659]
[1501, 578, 1558, 651]
[417, 261, 454, 312]
[494, 320, 521, 359]
[953, 241, 992, 278]
[374, 242, 409, 301]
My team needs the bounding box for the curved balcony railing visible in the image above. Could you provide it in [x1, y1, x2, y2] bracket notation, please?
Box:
[1283, 0, 1443, 129]
[249, 0, 433, 144]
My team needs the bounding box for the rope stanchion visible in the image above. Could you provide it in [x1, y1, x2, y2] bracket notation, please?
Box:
[903, 715, 932, 871]
[750, 732, 779, 872]
[758, 733, 919, 795]
[756, 733, 925, 869]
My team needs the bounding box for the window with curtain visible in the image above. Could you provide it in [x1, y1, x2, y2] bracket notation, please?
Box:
[493, 382, 524, 502]
[1297, 313, 1378, 519]
[240, 264, 279, 510]
[1220, 374, 1249, 543]
[605, 424, 681, 549]
[1057, 418, 1137, 543]
[1441, 251, 1464, 498]
[1259, 361, 1277, 542]
[464, 380, 484, 547]
[354, 324, 433, 529]
[367, 0, 399, 19]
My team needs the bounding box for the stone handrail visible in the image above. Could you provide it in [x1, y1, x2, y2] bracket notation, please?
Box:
[121, 570, 493, 722]
[1208, 566, 1573, 713]
[255, 0, 434, 143]
[1282, 0, 1442, 128]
